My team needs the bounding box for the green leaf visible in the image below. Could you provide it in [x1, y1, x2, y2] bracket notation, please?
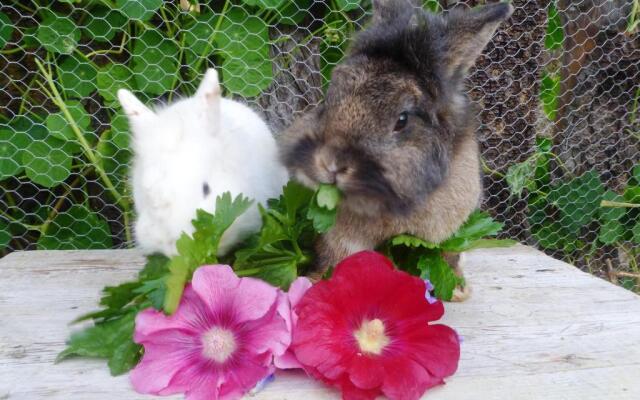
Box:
[532, 221, 567, 250]
[38, 204, 113, 249]
[59, 54, 98, 98]
[0, 218, 10, 250]
[282, 180, 314, 222]
[440, 210, 504, 252]
[36, 14, 80, 54]
[624, 185, 640, 203]
[307, 194, 337, 233]
[276, 0, 312, 25]
[599, 191, 626, 222]
[0, 11, 13, 49]
[316, 184, 341, 210]
[506, 158, 535, 198]
[22, 138, 74, 187]
[108, 339, 142, 376]
[633, 220, 640, 244]
[335, 0, 361, 11]
[217, 8, 272, 96]
[540, 72, 560, 120]
[97, 124, 130, 194]
[183, 11, 217, 62]
[221, 56, 273, 97]
[116, 0, 163, 22]
[45, 101, 92, 150]
[389, 234, 439, 249]
[132, 30, 178, 95]
[97, 63, 136, 107]
[83, 6, 127, 43]
[633, 165, 640, 184]
[164, 193, 253, 314]
[418, 253, 458, 301]
[545, 3, 564, 50]
[251, 259, 298, 289]
[57, 312, 141, 376]
[423, 0, 442, 12]
[241, 0, 286, 9]
[548, 170, 605, 235]
[0, 128, 29, 180]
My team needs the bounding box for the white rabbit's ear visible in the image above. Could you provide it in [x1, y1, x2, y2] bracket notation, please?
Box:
[117, 89, 154, 118]
[196, 68, 221, 105]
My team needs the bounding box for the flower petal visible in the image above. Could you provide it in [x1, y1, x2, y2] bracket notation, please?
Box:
[287, 277, 313, 307]
[134, 288, 206, 343]
[405, 324, 461, 379]
[348, 355, 384, 390]
[130, 330, 200, 395]
[382, 357, 441, 400]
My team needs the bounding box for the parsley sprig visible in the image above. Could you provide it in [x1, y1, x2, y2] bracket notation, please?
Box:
[58, 181, 512, 374]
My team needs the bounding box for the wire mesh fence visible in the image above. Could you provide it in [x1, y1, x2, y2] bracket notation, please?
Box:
[1, 0, 639, 292]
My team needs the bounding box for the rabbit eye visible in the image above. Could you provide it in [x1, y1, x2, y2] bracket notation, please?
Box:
[394, 112, 409, 132]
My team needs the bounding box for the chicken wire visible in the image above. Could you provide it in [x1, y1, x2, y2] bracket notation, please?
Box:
[0, 1, 639, 292]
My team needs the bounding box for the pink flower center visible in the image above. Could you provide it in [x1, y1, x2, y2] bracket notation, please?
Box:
[201, 327, 237, 363]
[354, 318, 389, 355]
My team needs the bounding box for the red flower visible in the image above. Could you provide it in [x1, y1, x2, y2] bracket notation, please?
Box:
[291, 251, 460, 400]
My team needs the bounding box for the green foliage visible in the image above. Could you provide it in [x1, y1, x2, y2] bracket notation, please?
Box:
[38, 204, 113, 249]
[233, 181, 322, 288]
[0, 11, 13, 48]
[540, 72, 560, 120]
[381, 210, 515, 301]
[545, 3, 564, 50]
[505, 137, 640, 258]
[60, 183, 338, 373]
[164, 193, 253, 313]
[1, 0, 369, 253]
[307, 185, 341, 233]
[36, 13, 80, 54]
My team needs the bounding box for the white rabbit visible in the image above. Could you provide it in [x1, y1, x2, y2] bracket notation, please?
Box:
[117, 68, 288, 257]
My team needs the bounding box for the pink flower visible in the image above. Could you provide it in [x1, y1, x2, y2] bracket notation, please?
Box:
[275, 277, 312, 369]
[130, 265, 291, 400]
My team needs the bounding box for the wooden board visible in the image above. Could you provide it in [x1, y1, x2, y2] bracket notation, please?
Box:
[1, 245, 640, 399]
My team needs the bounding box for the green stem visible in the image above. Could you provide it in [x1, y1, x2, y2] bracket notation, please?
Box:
[168, 33, 187, 102]
[0, 209, 40, 231]
[0, 47, 26, 55]
[194, 0, 230, 73]
[481, 157, 505, 179]
[40, 172, 87, 235]
[159, 5, 176, 37]
[600, 200, 640, 209]
[34, 59, 130, 214]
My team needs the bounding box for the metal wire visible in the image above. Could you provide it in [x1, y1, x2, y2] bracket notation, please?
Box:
[0, 1, 638, 292]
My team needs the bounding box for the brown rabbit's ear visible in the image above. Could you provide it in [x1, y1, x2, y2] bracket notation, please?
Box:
[441, 2, 513, 79]
[372, 0, 419, 23]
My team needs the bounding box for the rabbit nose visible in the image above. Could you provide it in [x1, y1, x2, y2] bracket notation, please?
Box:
[317, 156, 338, 184]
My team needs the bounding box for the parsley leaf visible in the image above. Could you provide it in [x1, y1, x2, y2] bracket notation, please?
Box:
[163, 193, 252, 313]
[381, 210, 514, 300]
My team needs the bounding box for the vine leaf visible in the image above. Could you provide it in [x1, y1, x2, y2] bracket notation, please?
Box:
[36, 13, 80, 54]
[38, 204, 113, 249]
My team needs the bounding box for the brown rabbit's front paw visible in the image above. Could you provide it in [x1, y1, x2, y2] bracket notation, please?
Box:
[443, 251, 471, 302]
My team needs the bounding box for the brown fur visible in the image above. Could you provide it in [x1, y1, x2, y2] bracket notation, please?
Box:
[278, 0, 513, 276]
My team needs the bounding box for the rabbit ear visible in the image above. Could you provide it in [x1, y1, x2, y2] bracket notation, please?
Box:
[196, 68, 222, 106]
[372, 0, 418, 23]
[117, 89, 154, 118]
[441, 2, 513, 80]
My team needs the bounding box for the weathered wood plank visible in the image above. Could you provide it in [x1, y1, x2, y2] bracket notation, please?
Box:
[1, 245, 639, 399]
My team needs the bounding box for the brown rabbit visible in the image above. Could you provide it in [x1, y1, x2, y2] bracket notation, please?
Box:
[278, 0, 513, 298]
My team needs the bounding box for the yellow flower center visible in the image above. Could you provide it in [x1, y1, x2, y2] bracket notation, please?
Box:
[354, 318, 389, 355]
[201, 327, 237, 363]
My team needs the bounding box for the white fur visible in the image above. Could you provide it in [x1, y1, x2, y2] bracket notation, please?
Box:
[118, 68, 288, 256]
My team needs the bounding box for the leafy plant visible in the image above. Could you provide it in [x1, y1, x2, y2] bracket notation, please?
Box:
[0, 0, 368, 255]
[380, 211, 515, 301]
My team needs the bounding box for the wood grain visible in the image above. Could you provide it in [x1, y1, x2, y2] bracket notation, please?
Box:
[1, 245, 639, 399]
